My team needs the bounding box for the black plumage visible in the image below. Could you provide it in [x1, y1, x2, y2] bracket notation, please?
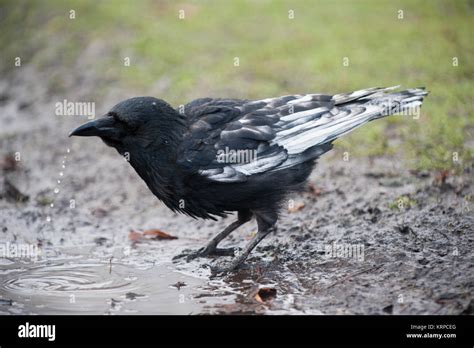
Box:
[70, 86, 428, 272]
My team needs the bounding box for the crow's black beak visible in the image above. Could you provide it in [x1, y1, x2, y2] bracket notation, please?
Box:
[69, 117, 118, 138]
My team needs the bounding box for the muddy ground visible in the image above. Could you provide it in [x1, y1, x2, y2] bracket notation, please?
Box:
[0, 69, 472, 315]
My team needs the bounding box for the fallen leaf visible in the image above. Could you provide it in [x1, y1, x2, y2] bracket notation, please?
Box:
[128, 231, 143, 242]
[434, 170, 449, 185]
[288, 201, 305, 213]
[255, 287, 277, 303]
[143, 229, 178, 240]
[128, 229, 178, 242]
[0, 154, 18, 171]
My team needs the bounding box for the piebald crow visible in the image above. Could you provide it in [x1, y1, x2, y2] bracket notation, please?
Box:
[70, 86, 428, 272]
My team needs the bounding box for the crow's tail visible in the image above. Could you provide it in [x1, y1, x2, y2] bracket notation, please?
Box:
[273, 86, 428, 170]
[316, 86, 429, 145]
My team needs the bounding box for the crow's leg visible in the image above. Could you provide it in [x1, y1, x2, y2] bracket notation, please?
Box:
[212, 210, 277, 273]
[173, 210, 252, 261]
[212, 228, 274, 273]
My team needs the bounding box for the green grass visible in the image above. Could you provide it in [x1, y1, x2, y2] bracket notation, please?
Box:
[1, 0, 472, 171]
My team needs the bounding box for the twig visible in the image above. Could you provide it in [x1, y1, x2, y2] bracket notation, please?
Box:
[109, 256, 113, 274]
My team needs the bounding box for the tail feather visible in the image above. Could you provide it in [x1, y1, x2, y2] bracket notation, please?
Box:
[272, 86, 428, 168]
[333, 85, 401, 104]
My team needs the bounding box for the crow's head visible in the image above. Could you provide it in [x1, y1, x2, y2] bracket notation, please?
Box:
[69, 97, 185, 153]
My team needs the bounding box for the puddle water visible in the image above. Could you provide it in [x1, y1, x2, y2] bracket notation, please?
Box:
[0, 241, 311, 315]
[0, 257, 229, 315]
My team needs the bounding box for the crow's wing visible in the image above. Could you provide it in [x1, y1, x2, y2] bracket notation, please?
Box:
[178, 87, 427, 183]
[177, 94, 333, 182]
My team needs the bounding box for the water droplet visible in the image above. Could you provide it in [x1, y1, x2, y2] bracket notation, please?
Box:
[59, 172, 64, 176]
[62, 165, 66, 169]
[67, 148, 70, 153]
[54, 188, 59, 194]
[46, 216, 51, 222]
[57, 180, 61, 184]
[50, 203, 54, 208]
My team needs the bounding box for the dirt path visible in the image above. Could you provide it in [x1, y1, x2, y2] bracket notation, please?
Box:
[0, 70, 472, 315]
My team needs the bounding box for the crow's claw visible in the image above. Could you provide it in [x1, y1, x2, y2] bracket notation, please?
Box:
[172, 249, 193, 261]
[173, 246, 236, 262]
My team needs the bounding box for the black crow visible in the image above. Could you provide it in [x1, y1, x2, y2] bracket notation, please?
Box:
[70, 86, 428, 272]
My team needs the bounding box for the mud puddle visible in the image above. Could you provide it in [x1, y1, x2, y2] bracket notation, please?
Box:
[0, 244, 313, 315]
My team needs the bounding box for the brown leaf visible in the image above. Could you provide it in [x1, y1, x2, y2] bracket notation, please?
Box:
[288, 201, 305, 213]
[255, 287, 277, 303]
[128, 229, 178, 242]
[128, 230, 143, 242]
[0, 154, 18, 171]
[143, 229, 178, 240]
[434, 170, 450, 185]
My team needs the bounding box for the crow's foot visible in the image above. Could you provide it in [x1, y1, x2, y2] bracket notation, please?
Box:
[173, 246, 236, 262]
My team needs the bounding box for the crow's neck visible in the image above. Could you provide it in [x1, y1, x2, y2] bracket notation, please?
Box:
[127, 138, 183, 211]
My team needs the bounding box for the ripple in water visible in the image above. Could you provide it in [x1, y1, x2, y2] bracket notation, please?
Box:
[4, 263, 134, 293]
[0, 260, 207, 314]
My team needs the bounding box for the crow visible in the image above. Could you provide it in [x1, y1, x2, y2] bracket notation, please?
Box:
[70, 86, 428, 272]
